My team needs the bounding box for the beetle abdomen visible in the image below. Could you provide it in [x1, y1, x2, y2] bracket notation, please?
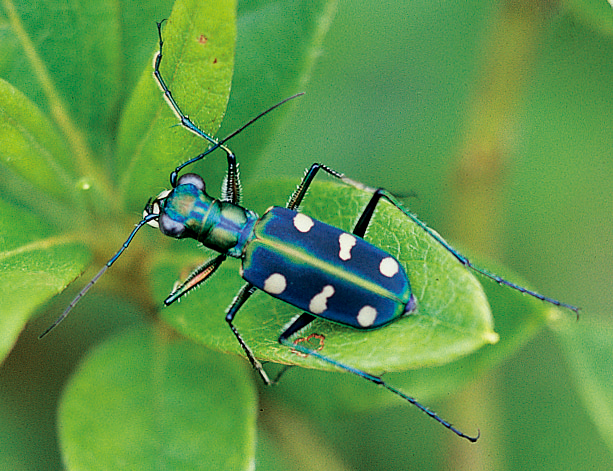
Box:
[241, 207, 414, 329]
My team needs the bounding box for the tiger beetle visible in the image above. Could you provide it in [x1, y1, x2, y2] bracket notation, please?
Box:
[41, 20, 580, 443]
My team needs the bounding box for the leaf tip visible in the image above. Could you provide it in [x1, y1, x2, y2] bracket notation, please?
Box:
[484, 330, 500, 345]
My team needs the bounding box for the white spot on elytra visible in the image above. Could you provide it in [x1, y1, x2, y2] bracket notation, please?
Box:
[293, 213, 314, 233]
[357, 305, 378, 327]
[263, 273, 287, 294]
[338, 233, 357, 261]
[379, 257, 399, 278]
[309, 285, 335, 314]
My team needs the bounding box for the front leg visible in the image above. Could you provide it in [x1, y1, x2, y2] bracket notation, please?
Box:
[165, 254, 227, 305]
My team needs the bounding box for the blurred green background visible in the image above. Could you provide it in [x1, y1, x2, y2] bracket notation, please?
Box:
[1, 0, 612, 469]
[252, 1, 613, 469]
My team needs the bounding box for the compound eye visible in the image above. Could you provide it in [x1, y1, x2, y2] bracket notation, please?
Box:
[177, 173, 205, 192]
[158, 213, 186, 238]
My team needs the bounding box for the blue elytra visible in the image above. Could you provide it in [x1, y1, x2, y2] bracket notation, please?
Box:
[241, 206, 416, 329]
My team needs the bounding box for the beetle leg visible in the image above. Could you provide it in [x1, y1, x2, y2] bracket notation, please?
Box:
[279, 312, 317, 339]
[287, 163, 344, 209]
[164, 254, 227, 305]
[225, 283, 272, 384]
[156, 21, 247, 196]
[272, 312, 316, 383]
[279, 333, 479, 442]
[220, 145, 241, 204]
[154, 20, 218, 148]
[351, 188, 580, 315]
[290, 163, 579, 315]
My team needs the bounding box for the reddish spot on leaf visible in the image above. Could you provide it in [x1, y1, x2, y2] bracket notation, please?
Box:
[292, 333, 326, 358]
[213, 58, 218, 64]
[199, 35, 208, 44]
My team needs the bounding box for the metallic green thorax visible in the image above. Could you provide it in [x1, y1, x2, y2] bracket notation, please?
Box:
[159, 183, 258, 258]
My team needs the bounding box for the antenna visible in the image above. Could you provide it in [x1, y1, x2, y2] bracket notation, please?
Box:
[41, 90, 304, 338]
[39, 214, 158, 338]
[169, 93, 305, 186]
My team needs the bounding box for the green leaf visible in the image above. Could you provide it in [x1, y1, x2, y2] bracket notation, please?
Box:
[59, 326, 257, 471]
[116, 0, 337, 211]
[0, 0, 123, 150]
[0, 78, 77, 204]
[116, 0, 180, 94]
[263, 263, 556, 415]
[216, 0, 339, 179]
[117, 0, 236, 212]
[378, 255, 562, 402]
[554, 318, 613, 454]
[231, 0, 337, 123]
[0, 388, 49, 470]
[0, 198, 90, 362]
[154, 179, 497, 374]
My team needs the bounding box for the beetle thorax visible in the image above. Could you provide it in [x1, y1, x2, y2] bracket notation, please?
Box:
[159, 179, 257, 258]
